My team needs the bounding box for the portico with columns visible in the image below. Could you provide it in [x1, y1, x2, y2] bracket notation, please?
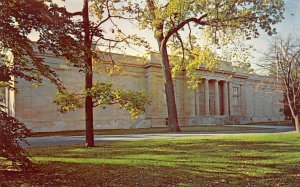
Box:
[184, 67, 253, 126]
[194, 77, 230, 117]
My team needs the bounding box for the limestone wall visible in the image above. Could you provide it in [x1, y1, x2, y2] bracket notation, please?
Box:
[14, 52, 285, 132]
[243, 74, 284, 123]
[15, 53, 148, 132]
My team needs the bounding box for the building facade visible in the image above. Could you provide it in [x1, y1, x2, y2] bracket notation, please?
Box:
[4, 52, 284, 132]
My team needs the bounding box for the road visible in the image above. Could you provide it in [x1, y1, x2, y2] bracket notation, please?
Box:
[22, 125, 295, 147]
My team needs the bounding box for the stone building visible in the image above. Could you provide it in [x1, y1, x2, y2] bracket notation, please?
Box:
[2, 52, 284, 132]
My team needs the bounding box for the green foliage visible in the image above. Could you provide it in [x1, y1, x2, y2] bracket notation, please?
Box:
[85, 82, 115, 105]
[140, 0, 284, 87]
[0, 81, 10, 89]
[0, 111, 32, 170]
[233, 61, 255, 74]
[0, 0, 87, 164]
[55, 81, 151, 119]
[0, 0, 78, 88]
[114, 89, 150, 118]
[54, 92, 84, 113]
[171, 45, 221, 89]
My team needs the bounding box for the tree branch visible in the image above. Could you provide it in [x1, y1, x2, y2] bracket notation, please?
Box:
[163, 13, 208, 45]
[49, 7, 82, 17]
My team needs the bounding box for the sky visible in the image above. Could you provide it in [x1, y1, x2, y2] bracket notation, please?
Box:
[42, 0, 300, 72]
[249, 0, 300, 71]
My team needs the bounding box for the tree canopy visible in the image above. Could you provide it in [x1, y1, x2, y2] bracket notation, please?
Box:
[1, 0, 151, 148]
[0, 0, 69, 170]
[136, 0, 285, 131]
[0, 0, 85, 88]
[262, 35, 300, 132]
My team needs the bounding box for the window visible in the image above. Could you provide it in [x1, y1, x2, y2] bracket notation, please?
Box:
[233, 86, 240, 106]
[0, 88, 5, 103]
[0, 87, 6, 111]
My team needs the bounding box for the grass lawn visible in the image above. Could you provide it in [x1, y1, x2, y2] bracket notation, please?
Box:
[1, 132, 300, 186]
[244, 121, 292, 126]
[32, 125, 269, 137]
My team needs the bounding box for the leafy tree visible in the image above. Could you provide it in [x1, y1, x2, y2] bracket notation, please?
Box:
[0, 62, 32, 170]
[55, 82, 150, 119]
[138, 0, 285, 132]
[47, 0, 150, 147]
[262, 36, 300, 132]
[0, 111, 32, 170]
[1, 0, 150, 148]
[0, 0, 73, 169]
[233, 61, 255, 74]
[0, 0, 79, 88]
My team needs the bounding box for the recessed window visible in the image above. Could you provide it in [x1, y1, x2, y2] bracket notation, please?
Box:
[0, 87, 6, 111]
[0, 88, 5, 103]
[233, 87, 240, 106]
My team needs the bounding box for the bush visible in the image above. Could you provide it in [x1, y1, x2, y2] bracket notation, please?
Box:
[0, 111, 32, 170]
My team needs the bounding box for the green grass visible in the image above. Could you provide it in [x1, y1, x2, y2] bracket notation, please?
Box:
[244, 120, 292, 126]
[32, 125, 267, 137]
[1, 132, 300, 186]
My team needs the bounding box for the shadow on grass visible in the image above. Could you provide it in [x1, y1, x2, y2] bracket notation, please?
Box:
[2, 133, 300, 186]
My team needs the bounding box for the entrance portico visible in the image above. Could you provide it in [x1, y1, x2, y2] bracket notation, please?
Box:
[195, 78, 230, 116]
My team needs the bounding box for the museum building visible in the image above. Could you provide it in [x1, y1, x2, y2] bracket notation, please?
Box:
[1, 52, 284, 132]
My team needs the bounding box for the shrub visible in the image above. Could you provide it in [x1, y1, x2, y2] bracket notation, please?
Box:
[0, 111, 32, 170]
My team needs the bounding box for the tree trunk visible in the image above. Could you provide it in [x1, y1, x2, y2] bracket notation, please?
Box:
[0, 122, 4, 145]
[158, 42, 180, 132]
[85, 67, 94, 147]
[294, 115, 299, 133]
[146, 0, 180, 132]
[83, 0, 94, 147]
[286, 91, 300, 133]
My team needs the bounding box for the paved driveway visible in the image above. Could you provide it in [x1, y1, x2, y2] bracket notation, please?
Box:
[22, 125, 295, 147]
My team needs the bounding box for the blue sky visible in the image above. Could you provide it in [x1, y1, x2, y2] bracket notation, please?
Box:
[47, 0, 300, 71]
[249, 0, 300, 69]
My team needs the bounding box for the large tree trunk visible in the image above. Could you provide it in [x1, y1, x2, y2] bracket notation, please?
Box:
[146, 0, 180, 132]
[294, 115, 299, 133]
[287, 98, 299, 133]
[158, 41, 180, 132]
[83, 0, 94, 147]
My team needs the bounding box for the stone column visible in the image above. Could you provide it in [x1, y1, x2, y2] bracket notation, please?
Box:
[240, 84, 247, 115]
[195, 83, 199, 116]
[223, 81, 229, 115]
[228, 82, 233, 115]
[214, 80, 220, 115]
[190, 92, 196, 116]
[205, 78, 210, 115]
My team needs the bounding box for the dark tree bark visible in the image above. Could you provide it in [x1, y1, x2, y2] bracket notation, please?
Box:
[145, 0, 208, 132]
[159, 41, 180, 132]
[147, 0, 180, 132]
[83, 0, 94, 147]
